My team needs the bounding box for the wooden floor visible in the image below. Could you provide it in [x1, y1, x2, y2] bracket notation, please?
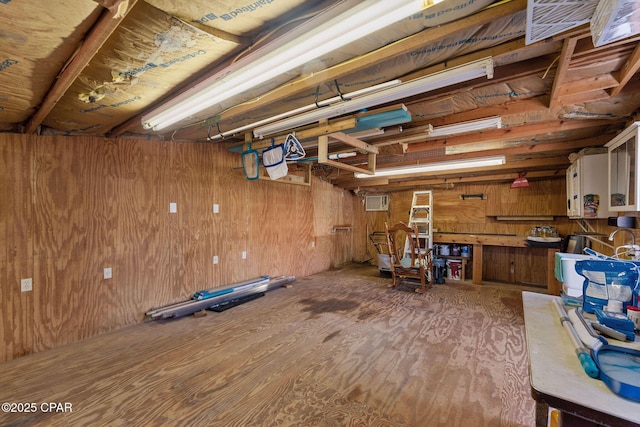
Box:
[0, 264, 537, 426]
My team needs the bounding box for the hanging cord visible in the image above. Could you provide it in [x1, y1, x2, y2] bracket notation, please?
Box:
[334, 79, 350, 101]
[542, 56, 560, 79]
[314, 86, 323, 108]
[207, 123, 225, 141]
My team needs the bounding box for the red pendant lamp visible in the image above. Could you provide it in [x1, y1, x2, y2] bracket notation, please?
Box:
[510, 172, 530, 189]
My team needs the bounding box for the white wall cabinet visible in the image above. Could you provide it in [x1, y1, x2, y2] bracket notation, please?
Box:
[606, 122, 640, 212]
[566, 152, 612, 218]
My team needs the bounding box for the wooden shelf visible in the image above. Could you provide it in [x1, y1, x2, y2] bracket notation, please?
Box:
[434, 233, 527, 247]
[436, 255, 469, 281]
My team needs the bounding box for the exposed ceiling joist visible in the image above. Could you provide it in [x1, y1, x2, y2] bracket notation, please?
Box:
[340, 156, 569, 190]
[548, 35, 580, 109]
[25, 1, 138, 134]
[169, 0, 528, 141]
[404, 120, 624, 153]
[611, 42, 640, 96]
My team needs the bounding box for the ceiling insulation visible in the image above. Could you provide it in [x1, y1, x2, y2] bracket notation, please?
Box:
[0, 0, 102, 127]
[43, 1, 243, 134]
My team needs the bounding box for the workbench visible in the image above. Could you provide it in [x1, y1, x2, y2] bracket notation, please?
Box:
[433, 233, 562, 294]
[523, 292, 640, 427]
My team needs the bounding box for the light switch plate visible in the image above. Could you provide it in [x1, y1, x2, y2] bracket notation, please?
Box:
[104, 268, 112, 279]
[169, 202, 177, 213]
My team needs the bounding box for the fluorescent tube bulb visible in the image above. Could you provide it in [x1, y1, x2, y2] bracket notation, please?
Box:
[354, 155, 506, 178]
[142, 0, 432, 131]
[207, 80, 401, 141]
[254, 57, 494, 137]
[429, 116, 501, 137]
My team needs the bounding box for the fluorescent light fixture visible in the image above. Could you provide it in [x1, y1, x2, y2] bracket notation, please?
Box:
[207, 80, 401, 141]
[253, 57, 494, 138]
[428, 116, 501, 138]
[141, 0, 437, 131]
[354, 155, 506, 178]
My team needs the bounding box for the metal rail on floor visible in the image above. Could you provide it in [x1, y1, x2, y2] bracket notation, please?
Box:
[145, 275, 296, 319]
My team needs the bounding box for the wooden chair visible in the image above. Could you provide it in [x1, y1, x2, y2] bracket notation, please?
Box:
[384, 222, 433, 293]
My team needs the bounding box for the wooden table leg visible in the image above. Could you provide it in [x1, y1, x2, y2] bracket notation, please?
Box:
[547, 248, 561, 296]
[472, 244, 483, 285]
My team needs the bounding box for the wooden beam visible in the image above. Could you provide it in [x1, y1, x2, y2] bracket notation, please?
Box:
[555, 89, 610, 106]
[336, 156, 570, 190]
[573, 32, 640, 57]
[556, 74, 619, 97]
[404, 120, 623, 152]
[611, 42, 640, 96]
[257, 163, 311, 186]
[342, 133, 609, 173]
[327, 132, 379, 154]
[434, 233, 527, 247]
[415, 98, 549, 129]
[380, 135, 610, 169]
[339, 169, 566, 191]
[332, 130, 614, 190]
[346, 155, 569, 183]
[318, 132, 378, 175]
[25, 1, 138, 134]
[247, 117, 357, 150]
[549, 36, 579, 109]
[242, 104, 403, 150]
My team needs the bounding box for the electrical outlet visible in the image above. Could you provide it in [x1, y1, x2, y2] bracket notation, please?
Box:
[104, 267, 112, 279]
[311, 240, 315, 248]
[21, 278, 32, 292]
[169, 202, 177, 213]
[213, 255, 219, 264]
[242, 251, 247, 259]
[213, 203, 219, 213]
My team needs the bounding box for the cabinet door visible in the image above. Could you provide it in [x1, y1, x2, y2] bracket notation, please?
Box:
[580, 153, 611, 218]
[607, 124, 639, 211]
[566, 162, 580, 217]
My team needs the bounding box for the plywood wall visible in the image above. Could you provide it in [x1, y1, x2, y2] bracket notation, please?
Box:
[364, 181, 576, 238]
[0, 134, 362, 363]
[4, 132, 638, 362]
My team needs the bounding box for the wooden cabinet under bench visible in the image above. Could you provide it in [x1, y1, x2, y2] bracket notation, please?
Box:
[433, 233, 561, 294]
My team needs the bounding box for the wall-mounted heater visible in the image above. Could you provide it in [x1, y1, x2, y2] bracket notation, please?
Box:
[365, 195, 389, 211]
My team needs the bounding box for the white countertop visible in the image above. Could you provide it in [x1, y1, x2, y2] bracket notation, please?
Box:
[522, 291, 640, 424]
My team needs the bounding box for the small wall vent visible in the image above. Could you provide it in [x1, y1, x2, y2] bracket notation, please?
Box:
[365, 195, 389, 211]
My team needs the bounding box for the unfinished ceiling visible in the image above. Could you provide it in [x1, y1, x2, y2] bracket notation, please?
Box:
[2, 0, 640, 192]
